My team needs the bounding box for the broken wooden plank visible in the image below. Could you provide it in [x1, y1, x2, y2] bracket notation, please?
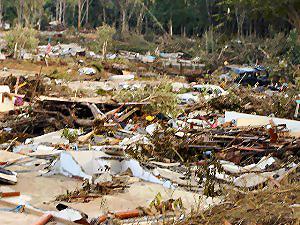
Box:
[37, 96, 150, 106]
[118, 107, 139, 122]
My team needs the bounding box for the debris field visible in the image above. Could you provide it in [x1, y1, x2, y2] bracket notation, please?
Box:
[0, 41, 299, 225]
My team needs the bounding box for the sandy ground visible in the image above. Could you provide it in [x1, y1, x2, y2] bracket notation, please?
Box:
[0, 211, 41, 225]
[67, 182, 206, 218]
[0, 59, 212, 224]
[0, 68, 37, 78]
[0, 165, 218, 223]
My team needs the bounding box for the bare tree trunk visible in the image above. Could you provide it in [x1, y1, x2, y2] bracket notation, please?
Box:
[206, 0, 212, 26]
[103, 6, 106, 24]
[18, 0, 24, 26]
[59, 0, 63, 23]
[85, 0, 89, 25]
[80, 0, 90, 26]
[126, 0, 137, 32]
[235, 6, 245, 39]
[0, 0, 3, 28]
[62, 0, 66, 25]
[55, 0, 59, 21]
[38, 3, 43, 30]
[116, 0, 129, 33]
[121, 7, 126, 32]
[169, 17, 173, 36]
[78, 0, 82, 30]
[287, 6, 300, 34]
[136, 7, 145, 34]
[72, 3, 76, 25]
[145, 15, 148, 33]
[102, 41, 107, 58]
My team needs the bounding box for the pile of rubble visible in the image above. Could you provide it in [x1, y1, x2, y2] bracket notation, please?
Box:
[0, 84, 299, 224]
[0, 40, 299, 224]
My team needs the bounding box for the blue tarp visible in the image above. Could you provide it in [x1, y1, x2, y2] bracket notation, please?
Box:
[227, 65, 266, 74]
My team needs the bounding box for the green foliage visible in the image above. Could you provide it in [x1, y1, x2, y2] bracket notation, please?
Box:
[143, 31, 156, 42]
[149, 192, 163, 209]
[196, 153, 224, 197]
[61, 128, 79, 143]
[47, 70, 73, 81]
[287, 29, 300, 65]
[1, 0, 300, 39]
[149, 192, 184, 214]
[94, 24, 116, 53]
[5, 26, 39, 54]
[91, 62, 103, 72]
[96, 89, 112, 96]
[113, 33, 156, 54]
[114, 78, 182, 117]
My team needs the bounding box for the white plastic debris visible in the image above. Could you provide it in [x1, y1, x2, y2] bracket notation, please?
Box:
[51, 151, 92, 181]
[109, 74, 135, 81]
[175, 131, 185, 138]
[146, 123, 158, 136]
[221, 157, 276, 174]
[78, 67, 96, 75]
[233, 172, 276, 188]
[51, 208, 83, 222]
[25, 129, 72, 145]
[177, 92, 199, 104]
[121, 159, 173, 188]
[0, 53, 6, 60]
[172, 82, 189, 92]
[192, 84, 228, 100]
[225, 111, 300, 136]
[0, 85, 14, 112]
[50, 151, 173, 188]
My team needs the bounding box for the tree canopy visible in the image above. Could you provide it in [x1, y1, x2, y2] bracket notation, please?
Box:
[0, 0, 298, 37]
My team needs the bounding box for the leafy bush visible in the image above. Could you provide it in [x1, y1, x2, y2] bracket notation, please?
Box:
[61, 128, 79, 143]
[94, 24, 116, 55]
[113, 33, 156, 53]
[91, 62, 103, 72]
[144, 30, 156, 42]
[287, 29, 300, 65]
[114, 77, 182, 117]
[5, 26, 39, 55]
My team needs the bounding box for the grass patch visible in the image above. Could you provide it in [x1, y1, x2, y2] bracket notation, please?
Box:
[47, 69, 73, 81]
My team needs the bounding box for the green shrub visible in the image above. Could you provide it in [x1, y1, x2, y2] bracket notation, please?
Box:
[94, 24, 116, 55]
[113, 33, 156, 53]
[5, 26, 39, 55]
[91, 62, 103, 72]
[287, 29, 300, 65]
[114, 77, 182, 118]
[61, 128, 79, 143]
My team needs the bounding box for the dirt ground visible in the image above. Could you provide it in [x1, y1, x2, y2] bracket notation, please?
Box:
[0, 53, 299, 225]
[0, 211, 41, 225]
[0, 171, 218, 223]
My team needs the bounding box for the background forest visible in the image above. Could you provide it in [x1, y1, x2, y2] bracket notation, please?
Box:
[0, 0, 299, 37]
[0, 0, 299, 81]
